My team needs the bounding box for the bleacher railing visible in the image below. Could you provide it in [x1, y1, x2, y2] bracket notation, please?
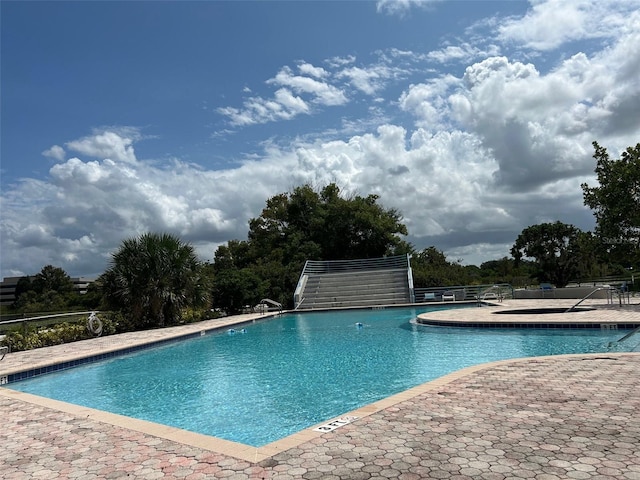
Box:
[301, 254, 409, 275]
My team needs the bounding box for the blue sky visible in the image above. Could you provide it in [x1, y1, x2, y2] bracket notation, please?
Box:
[1, 0, 639, 279]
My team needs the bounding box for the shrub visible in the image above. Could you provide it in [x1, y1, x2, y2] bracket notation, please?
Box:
[180, 307, 222, 324]
[0, 313, 118, 352]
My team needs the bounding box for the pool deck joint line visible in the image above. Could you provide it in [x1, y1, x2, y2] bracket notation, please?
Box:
[2, 299, 640, 478]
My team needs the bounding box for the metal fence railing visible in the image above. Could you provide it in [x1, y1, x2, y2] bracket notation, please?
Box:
[413, 283, 514, 303]
[568, 274, 636, 289]
[0, 311, 97, 335]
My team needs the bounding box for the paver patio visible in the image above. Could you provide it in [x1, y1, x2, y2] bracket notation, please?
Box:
[1, 300, 639, 479]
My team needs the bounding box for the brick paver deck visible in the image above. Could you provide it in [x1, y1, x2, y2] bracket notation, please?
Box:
[1, 301, 639, 479]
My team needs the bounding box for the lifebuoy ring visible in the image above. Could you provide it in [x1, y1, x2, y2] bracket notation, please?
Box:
[87, 312, 103, 337]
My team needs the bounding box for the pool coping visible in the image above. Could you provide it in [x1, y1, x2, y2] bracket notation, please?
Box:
[2, 299, 640, 463]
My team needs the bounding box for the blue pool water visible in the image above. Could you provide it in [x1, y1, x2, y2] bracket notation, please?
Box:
[8, 306, 634, 446]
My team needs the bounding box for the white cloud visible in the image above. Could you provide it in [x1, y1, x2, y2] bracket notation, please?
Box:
[1, 130, 304, 276]
[268, 66, 348, 106]
[498, 0, 636, 50]
[66, 129, 138, 164]
[1, 127, 503, 276]
[274, 88, 309, 115]
[400, 16, 640, 193]
[376, 0, 435, 17]
[42, 145, 66, 161]
[298, 62, 328, 79]
[218, 65, 347, 126]
[338, 65, 393, 95]
[426, 42, 502, 64]
[325, 55, 356, 68]
[217, 93, 305, 127]
[217, 48, 429, 130]
[399, 74, 460, 129]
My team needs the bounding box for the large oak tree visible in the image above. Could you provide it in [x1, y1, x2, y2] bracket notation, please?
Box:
[511, 221, 583, 288]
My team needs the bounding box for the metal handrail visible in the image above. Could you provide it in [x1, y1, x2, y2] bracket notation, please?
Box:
[415, 283, 514, 303]
[255, 298, 283, 314]
[302, 254, 410, 275]
[0, 311, 97, 328]
[617, 325, 640, 344]
[565, 286, 617, 312]
[294, 297, 306, 310]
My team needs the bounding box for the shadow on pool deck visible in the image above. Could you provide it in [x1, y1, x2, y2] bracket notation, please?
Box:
[1, 300, 640, 479]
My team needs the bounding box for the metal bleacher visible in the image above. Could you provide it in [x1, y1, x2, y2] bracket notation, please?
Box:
[293, 255, 413, 310]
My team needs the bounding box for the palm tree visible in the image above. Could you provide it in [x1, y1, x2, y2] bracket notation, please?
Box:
[102, 233, 210, 328]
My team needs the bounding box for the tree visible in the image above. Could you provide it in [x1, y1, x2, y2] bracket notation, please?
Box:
[570, 230, 617, 281]
[32, 265, 75, 295]
[410, 247, 468, 287]
[247, 184, 411, 262]
[581, 141, 640, 268]
[212, 183, 411, 310]
[13, 276, 34, 301]
[12, 265, 76, 312]
[479, 257, 535, 287]
[211, 267, 266, 314]
[210, 240, 267, 314]
[511, 221, 582, 288]
[101, 233, 210, 328]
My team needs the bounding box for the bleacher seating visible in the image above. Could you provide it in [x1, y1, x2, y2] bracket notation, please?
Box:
[293, 255, 412, 310]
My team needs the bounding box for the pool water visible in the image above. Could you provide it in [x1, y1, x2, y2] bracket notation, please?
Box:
[7, 306, 633, 446]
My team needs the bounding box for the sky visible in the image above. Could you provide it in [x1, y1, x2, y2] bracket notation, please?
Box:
[1, 0, 640, 280]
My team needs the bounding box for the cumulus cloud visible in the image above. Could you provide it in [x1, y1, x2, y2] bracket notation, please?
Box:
[399, 7, 640, 195]
[497, 0, 636, 50]
[0, 126, 508, 276]
[217, 94, 307, 127]
[42, 145, 66, 161]
[65, 129, 139, 164]
[1, 131, 300, 276]
[298, 62, 328, 79]
[399, 75, 461, 130]
[426, 42, 501, 64]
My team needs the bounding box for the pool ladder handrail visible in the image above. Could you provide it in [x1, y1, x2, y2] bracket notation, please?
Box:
[261, 298, 283, 312]
[617, 325, 640, 344]
[565, 285, 621, 313]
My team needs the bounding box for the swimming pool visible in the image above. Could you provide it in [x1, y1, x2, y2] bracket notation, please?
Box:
[7, 306, 634, 446]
